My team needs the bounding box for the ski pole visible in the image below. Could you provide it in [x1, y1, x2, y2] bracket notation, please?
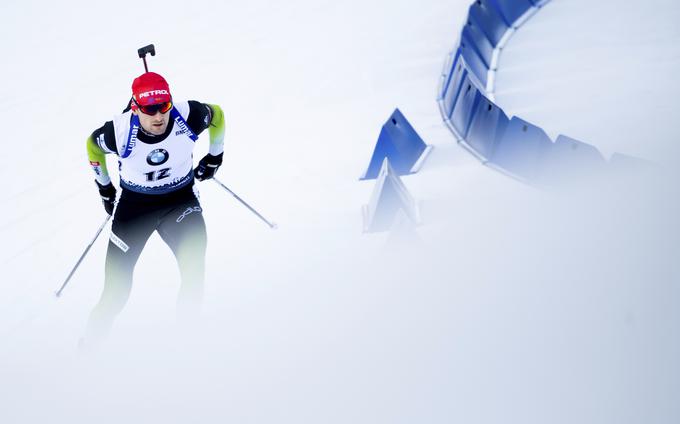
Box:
[212, 177, 277, 229]
[56, 215, 111, 298]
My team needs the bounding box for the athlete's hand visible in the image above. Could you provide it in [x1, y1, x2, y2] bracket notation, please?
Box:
[194, 153, 223, 181]
[96, 181, 117, 215]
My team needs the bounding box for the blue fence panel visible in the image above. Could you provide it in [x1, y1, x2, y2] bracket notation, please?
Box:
[490, 116, 553, 180]
[468, 0, 509, 47]
[363, 159, 418, 233]
[549, 135, 605, 171]
[441, 51, 467, 119]
[361, 109, 430, 180]
[538, 134, 606, 184]
[460, 35, 489, 88]
[490, 0, 534, 27]
[451, 75, 482, 138]
[529, 0, 550, 7]
[465, 96, 509, 160]
[462, 21, 493, 69]
[440, 48, 460, 100]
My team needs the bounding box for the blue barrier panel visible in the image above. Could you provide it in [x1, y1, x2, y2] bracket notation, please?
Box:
[442, 50, 467, 119]
[361, 108, 431, 180]
[440, 48, 459, 100]
[460, 35, 489, 88]
[468, 0, 509, 47]
[451, 75, 482, 138]
[462, 21, 493, 69]
[363, 158, 418, 233]
[529, 0, 550, 7]
[490, 116, 553, 180]
[490, 0, 534, 27]
[465, 96, 509, 160]
[539, 134, 606, 183]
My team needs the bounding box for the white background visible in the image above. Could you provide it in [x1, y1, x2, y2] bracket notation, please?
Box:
[0, 1, 678, 423]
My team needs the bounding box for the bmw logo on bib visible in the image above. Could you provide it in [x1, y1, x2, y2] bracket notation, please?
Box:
[147, 148, 169, 166]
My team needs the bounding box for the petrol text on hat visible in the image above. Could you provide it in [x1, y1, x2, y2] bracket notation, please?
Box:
[138, 89, 169, 98]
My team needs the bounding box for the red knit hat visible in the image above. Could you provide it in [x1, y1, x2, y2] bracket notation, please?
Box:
[131, 72, 171, 108]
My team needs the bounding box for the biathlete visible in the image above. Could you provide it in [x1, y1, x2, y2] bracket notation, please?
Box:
[84, 71, 224, 341]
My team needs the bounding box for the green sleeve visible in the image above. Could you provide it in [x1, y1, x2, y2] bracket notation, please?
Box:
[87, 136, 111, 185]
[207, 103, 225, 155]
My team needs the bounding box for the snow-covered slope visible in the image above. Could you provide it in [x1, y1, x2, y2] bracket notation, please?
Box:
[0, 1, 678, 423]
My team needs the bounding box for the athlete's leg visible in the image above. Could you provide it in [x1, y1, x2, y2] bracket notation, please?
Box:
[157, 198, 207, 320]
[84, 200, 158, 343]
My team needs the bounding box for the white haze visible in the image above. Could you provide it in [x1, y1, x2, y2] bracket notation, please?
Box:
[0, 1, 678, 423]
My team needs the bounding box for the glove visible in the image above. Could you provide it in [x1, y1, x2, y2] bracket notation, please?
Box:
[194, 153, 223, 181]
[96, 181, 117, 215]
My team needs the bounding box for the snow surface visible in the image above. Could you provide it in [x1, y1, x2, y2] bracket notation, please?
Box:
[0, 0, 678, 423]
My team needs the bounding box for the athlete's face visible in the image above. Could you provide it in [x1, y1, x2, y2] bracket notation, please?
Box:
[134, 108, 170, 135]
